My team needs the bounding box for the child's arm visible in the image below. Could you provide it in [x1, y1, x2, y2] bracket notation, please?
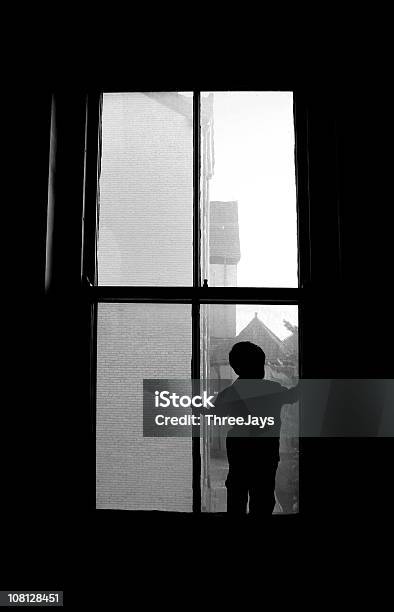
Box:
[280, 382, 300, 405]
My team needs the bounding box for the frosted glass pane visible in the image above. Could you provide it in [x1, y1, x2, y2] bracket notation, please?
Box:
[201, 92, 298, 288]
[98, 92, 193, 286]
[96, 303, 192, 511]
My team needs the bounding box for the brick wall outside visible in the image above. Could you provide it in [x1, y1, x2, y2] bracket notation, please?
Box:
[96, 94, 193, 511]
[96, 303, 192, 511]
[98, 93, 193, 286]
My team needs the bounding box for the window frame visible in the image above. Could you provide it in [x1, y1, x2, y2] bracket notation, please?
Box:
[84, 90, 311, 514]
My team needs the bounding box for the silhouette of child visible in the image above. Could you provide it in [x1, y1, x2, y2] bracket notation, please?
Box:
[213, 341, 299, 516]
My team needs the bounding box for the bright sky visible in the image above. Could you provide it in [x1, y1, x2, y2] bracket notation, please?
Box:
[208, 91, 297, 286]
[206, 92, 299, 336]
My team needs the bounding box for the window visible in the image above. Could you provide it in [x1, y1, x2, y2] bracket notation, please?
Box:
[98, 93, 193, 286]
[202, 304, 299, 513]
[86, 91, 306, 514]
[96, 303, 192, 511]
[203, 91, 298, 288]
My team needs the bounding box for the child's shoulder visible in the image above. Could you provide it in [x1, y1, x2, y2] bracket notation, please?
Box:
[215, 384, 238, 402]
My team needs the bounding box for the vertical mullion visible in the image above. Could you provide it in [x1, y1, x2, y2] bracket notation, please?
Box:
[84, 92, 101, 512]
[192, 92, 201, 512]
[293, 90, 311, 295]
[83, 91, 102, 286]
[89, 300, 98, 511]
[193, 91, 201, 290]
[294, 91, 309, 515]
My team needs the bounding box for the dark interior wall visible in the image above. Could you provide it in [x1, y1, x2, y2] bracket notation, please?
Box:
[2, 89, 56, 582]
[300, 87, 392, 378]
[301, 87, 393, 515]
[2, 89, 91, 583]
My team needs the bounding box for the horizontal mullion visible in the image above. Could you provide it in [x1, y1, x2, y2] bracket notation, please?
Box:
[88, 286, 300, 304]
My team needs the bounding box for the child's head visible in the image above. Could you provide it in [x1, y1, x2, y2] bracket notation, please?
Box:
[229, 341, 266, 379]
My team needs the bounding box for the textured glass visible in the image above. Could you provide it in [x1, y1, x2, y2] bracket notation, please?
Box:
[98, 92, 193, 286]
[201, 91, 298, 288]
[200, 304, 299, 513]
[96, 303, 192, 511]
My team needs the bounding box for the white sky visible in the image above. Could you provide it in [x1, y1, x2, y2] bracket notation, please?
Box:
[208, 91, 298, 287]
[206, 92, 299, 336]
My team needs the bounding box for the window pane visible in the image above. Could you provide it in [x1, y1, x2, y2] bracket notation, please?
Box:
[98, 92, 193, 286]
[201, 92, 298, 288]
[96, 303, 192, 511]
[201, 304, 299, 513]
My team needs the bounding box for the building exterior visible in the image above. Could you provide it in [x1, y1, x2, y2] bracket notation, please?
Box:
[98, 92, 194, 286]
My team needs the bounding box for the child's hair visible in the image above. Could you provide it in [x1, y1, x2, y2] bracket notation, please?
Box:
[229, 341, 266, 375]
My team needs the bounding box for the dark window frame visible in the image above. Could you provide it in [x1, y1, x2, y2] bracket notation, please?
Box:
[84, 90, 311, 514]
